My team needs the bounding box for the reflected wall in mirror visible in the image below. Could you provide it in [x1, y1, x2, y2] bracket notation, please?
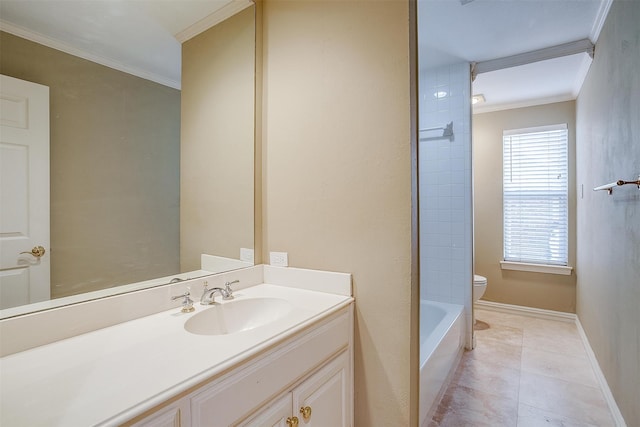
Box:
[0, 3, 255, 316]
[1, 31, 182, 301]
[181, 6, 255, 274]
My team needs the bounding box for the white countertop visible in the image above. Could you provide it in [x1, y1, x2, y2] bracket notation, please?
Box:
[0, 284, 352, 426]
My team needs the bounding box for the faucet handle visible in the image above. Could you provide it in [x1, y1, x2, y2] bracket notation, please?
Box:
[171, 291, 195, 313]
[202, 281, 211, 292]
[223, 280, 239, 300]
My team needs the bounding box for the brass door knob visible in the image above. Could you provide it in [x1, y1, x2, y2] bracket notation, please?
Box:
[299, 406, 312, 420]
[20, 246, 46, 258]
[286, 416, 299, 427]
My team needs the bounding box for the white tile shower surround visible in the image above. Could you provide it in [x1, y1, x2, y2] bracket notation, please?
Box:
[429, 308, 618, 426]
[419, 62, 472, 307]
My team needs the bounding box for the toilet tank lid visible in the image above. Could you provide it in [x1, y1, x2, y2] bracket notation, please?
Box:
[473, 275, 487, 284]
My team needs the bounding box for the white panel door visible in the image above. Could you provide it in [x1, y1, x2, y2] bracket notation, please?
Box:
[0, 74, 50, 309]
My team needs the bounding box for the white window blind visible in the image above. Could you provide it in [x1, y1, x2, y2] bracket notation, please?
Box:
[503, 124, 568, 266]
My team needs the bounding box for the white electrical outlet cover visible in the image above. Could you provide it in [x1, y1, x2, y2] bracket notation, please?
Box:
[269, 251, 288, 267]
[240, 248, 254, 263]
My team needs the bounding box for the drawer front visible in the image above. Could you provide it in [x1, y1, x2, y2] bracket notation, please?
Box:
[191, 309, 350, 426]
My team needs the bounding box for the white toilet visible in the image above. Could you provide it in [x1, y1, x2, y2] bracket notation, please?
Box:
[473, 274, 487, 302]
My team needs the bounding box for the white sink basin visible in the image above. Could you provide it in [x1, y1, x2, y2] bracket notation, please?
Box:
[184, 298, 293, 336]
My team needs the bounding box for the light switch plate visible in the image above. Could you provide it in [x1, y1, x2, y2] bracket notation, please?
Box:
[270, 251, 288, 267]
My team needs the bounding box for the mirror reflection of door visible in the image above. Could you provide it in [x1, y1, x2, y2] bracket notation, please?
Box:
[0, 74, 50, 309]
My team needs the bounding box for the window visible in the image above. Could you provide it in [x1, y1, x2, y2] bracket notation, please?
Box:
[502, 124, 568, 267]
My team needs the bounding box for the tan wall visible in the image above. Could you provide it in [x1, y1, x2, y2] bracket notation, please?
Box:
[473, 101, 577, 312]
[0, 31, 181, 298]
[181, 7, 255, 271]
[575, 0, 640, 424]
[261, 1, 414, 425]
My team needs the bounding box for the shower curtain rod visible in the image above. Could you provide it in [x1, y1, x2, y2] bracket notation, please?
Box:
[471, 38, 594, 80]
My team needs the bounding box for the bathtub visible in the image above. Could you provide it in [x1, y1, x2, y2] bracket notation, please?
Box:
[419, 300, 465, 426]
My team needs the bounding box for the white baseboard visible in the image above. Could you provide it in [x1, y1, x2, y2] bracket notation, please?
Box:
[474, 300, 576, 322]
[575, 319, 628, 427]
[475, 300, 627, 426]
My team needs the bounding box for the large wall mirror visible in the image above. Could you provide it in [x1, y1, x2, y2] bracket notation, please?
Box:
[0, 0, 256, 317]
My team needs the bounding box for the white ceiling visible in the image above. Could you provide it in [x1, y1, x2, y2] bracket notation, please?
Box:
[418, 0, 613, 113]
[0, 0, 245, 89]
[1, 0, 612, 105]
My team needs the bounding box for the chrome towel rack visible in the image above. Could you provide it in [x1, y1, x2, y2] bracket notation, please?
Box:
[419, 121, 454, 141]
[593, 175, 640, 195]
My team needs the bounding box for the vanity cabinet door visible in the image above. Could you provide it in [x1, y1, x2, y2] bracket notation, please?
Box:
[237, 393, 291, 427]
[130, 399, 190, 427]
[190, 310, 351, 427]
[237, 351, 350, 427]
[292, 351, 350, 427]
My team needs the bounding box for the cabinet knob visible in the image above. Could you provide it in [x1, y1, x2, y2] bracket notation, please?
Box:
[286, 416, 299, 427]
[299, 406, 312, 420]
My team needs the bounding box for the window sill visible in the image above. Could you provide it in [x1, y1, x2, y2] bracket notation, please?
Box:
[500, 261, 573, 276]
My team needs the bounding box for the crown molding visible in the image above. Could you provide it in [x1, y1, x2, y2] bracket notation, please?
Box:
[473, 93, 576, 115]
[0, 20, 181, 90]
[590, 0, 614, 43]
[176, 0, 253, 43]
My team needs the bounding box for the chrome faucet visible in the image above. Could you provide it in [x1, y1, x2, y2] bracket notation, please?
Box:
[223, 280, 239, 300]
[200, 286, 227, 305]
[200, 280, 240, 305]
[171, 290, 195, 313]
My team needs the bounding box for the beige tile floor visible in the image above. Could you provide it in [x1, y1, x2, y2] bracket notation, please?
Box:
[429, 308, 616, 427]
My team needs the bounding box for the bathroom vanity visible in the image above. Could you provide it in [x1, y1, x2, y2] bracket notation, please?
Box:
[129, 303, 351, 427]
[0, 266, 353, 426]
